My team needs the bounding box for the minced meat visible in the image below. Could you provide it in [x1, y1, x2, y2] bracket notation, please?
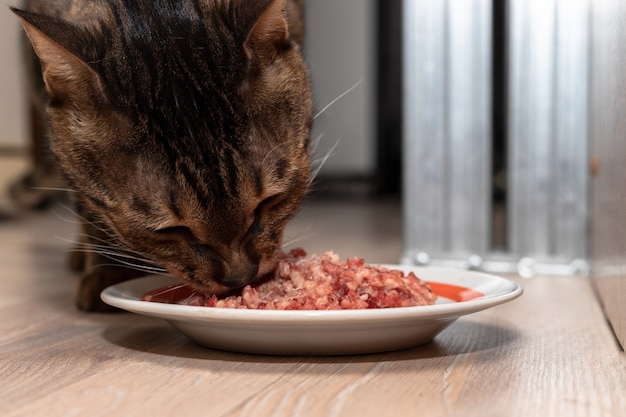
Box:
[142, 249, 437, 310]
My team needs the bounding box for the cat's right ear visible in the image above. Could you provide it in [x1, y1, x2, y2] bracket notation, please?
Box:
[244, 0, 291, 64]
[11, 8, 105, 107]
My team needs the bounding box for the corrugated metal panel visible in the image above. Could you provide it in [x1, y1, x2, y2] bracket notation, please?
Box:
[402, 0, 591, 275]
[508, 0, 589, 264]
[402, 0, 492, 267]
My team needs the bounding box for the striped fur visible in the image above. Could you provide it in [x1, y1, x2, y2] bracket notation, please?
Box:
[14, 0, 313, 310]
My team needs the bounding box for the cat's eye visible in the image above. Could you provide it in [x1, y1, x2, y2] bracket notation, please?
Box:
[153, 225, 192, 237]
[248, 194, 283, 233]
[255, 194, 282, 216]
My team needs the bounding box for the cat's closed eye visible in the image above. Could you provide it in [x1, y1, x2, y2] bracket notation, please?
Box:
[152, 226, 193, 238]
[254, 194, 283, 216]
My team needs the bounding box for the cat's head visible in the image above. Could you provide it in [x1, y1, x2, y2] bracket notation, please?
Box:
[14, 0, 313, 295]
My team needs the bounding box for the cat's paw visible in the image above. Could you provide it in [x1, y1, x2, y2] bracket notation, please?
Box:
[76, 272, 119, 311]
[68, 248, 86, 272]
[76, 268, 142, 311]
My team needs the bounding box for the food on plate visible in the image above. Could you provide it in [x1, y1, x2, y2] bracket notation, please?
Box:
[142, 249, 437, 310]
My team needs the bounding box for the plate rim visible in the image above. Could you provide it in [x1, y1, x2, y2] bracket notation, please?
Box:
[100, 265, 523, 323]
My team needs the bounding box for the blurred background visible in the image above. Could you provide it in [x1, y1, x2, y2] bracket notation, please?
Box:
[0, 2, 27, 152]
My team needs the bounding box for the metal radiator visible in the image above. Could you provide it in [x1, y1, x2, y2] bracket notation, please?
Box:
[401, 0, 590, 276]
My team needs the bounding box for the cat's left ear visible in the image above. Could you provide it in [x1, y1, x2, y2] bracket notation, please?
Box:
[244, 0, 291, 63]
[11, 8, 105, 107]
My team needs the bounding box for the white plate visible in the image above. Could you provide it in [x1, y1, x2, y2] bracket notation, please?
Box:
[101, 266, 522, 355]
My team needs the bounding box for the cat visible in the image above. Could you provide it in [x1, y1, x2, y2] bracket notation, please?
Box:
[12, 0, 313, 311]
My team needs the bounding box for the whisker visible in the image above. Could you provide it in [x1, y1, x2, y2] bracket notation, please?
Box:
[282, 222, 317, 249]
[282, 232, 317, 249]
[88, 262, 170, 276]
[29, 186, 77, 193]
[50, 203, 86, 225]
[71, 250, 166, 274]
[51, 204, 114, 239]
[63, 243, 161, 267]
[308, 132, 324, 155]
[313, 78, 364, 120]
[309, 138, 341, 185]
[52, 203, 121, 243]
[68, 233, 149, 257]
[70, 248, 168, 274]
[58, 235, 162, 268]
[50, 199, 168, 276]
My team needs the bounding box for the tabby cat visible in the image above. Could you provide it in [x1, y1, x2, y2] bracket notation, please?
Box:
[12, 0, 313, 310]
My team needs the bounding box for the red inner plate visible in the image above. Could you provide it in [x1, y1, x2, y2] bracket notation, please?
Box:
[427, 282, 484, 302]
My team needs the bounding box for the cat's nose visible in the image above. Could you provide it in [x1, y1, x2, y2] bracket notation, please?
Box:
[219, 259, 258, 288]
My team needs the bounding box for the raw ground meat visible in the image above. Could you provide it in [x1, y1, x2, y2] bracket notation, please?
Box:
[142, 249, 437, 310]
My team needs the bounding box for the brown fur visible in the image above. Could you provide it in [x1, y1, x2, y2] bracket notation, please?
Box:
[13, 0, 313, 310]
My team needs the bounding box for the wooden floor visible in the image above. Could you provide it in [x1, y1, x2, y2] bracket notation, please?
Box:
[0, 158, 625, 417]
[2, 203, 625, 416]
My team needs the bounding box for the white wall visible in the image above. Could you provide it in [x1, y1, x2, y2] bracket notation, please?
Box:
[304, 0, 376, 176]
[0, 2, 27, 148]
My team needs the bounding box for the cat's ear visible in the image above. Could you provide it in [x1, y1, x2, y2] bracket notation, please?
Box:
[11, 8, 104, 106]
[244, 0, 291, 63]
